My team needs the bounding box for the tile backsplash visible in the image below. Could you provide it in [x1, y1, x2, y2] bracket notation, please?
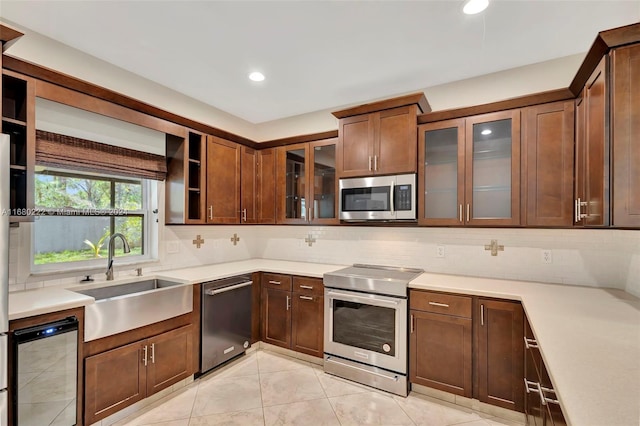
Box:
[8, 224, 640, 298]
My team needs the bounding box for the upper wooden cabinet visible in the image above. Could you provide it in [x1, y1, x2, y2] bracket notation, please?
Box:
[2, 70, 35, 223]
[166, 130, 206, 224]
[611, 43, 640, 227]
[575, 57, 609, 227]
[276, 138, 338, 224]
[242, 147, 276, 224]
[418, 110, 521, 226]
[522, 101, 575, 227]
[334, 93, 429, 178]
[206, 136, 241, 224]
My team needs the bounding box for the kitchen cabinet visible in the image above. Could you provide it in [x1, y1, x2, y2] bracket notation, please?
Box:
[338, 105, 419, 177]
[206, 135, 241, 223]
[418, 110, 521, 226]
[575, 56, 609, 227]
[476, 298, 524, 412]
[241, 147, 276, 224]
[522, 101, 575, 227]
[166, 130, 206, 224]
[409, 290, 472, 397]
[524, 319, 566, 426]
[276, 138, 337, 224]
[2, 70, 35, 223]
[84, 325, 193, 425]
[261, 274, 324, 357]
[611, 43, 640, 227]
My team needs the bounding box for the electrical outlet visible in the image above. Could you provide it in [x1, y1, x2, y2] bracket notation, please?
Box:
[436, 245, 446, 258]
[542, 249, 552, 264]
[166, 241, 179, 254]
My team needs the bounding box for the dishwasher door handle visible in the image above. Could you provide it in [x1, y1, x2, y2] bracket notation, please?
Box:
[205, 281, 253, 296]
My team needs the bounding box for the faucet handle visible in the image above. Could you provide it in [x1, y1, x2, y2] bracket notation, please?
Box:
[136, 267, 143, 276]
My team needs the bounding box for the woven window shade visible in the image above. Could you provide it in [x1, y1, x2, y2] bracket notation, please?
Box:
[36, 130, 167, 180]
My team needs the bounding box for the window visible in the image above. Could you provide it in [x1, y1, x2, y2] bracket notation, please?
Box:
[33, 168, 152, 269]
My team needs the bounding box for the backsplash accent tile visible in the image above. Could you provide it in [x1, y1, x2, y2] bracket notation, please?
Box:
[7, 222, 639, 295]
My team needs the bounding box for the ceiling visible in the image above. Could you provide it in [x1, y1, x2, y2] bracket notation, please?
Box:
[1, 1, 639, 124]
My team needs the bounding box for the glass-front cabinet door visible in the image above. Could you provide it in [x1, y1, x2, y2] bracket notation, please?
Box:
[418, 119, 465, 226]
[309, 139, 337, 224]
[418, 110, 521, 226]
[465, 110, 521, 226]
[276, 138, 337, 224]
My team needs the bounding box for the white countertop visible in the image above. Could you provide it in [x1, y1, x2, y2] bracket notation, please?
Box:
[410, 273, 640, 426]
[8, 260, 639, 425]
[8, 287, 95, 320]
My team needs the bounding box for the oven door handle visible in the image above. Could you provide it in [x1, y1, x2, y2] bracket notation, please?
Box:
[326, 290, 401, 305]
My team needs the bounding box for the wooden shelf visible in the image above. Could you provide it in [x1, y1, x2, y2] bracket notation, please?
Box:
[9, 165, 27, 171]
[2, 116, 27, 127]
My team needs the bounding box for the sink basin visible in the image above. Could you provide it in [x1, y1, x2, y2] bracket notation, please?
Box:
[74, 278, 182, 300]
[73, 278, 193, 342]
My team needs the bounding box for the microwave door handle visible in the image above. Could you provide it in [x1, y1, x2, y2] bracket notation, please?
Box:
[389, 182, 395, 215]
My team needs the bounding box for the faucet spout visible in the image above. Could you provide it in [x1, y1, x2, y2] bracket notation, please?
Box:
[106, 233, 131, 280]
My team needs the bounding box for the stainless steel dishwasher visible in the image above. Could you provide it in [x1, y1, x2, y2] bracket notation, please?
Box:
[200, 274, 253, 374]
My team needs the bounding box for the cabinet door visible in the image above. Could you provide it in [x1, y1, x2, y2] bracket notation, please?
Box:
[276, 143, 309, 224]
[583, 57, 610, 226]
[309, 139, 338, 224]
[241, 146, 257, 223]
[418, 119, 465, 226]
[476, 299, 524, 412]
[523, 101, 575, 227]
[611, 44, 640, 227]
[146, 325, 193, 396]
[339, 113, 375, 178]
[206, 136, 241, 223]
[262, 287, 292, 348]
[257, 148, 276, 224]
[84, 341, 147, 425]
[376, 105, 418, 175]
[465, 110, 521, 226]
[291, 294, 324, 357]
[409, 310, 472, 397]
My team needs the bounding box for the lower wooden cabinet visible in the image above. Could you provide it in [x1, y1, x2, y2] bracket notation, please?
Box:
[409, 291, 525, 413]
[524, 319, 566, 426]
[409, 290, 472, 397]
[476, 298, 524, 412]
[84, 325, 193, 425]
[261, 274, 324, 357]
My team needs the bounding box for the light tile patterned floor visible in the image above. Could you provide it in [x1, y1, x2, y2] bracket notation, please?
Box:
[114, 349, 524, 426]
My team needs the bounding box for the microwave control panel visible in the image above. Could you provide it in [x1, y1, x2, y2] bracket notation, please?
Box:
[395, 185, 412, 211]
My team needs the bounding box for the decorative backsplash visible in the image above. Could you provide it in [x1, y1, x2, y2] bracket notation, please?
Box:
[8, 224, 640, 298]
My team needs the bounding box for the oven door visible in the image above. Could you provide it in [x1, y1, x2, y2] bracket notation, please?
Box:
[339, 174, 416, 221]
[324, 288, 407, 373]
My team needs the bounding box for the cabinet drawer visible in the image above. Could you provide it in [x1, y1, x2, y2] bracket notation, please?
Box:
[292, 276, 323, 296]
[410, 290, 472, 318]
[263, 273, 292, 291]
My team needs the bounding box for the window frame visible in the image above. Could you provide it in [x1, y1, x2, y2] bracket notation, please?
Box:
[30, 168, 154, 273]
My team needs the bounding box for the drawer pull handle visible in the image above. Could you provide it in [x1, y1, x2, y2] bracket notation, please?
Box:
[428, 301, 449, 308]
[269, 280, 281, 285]
[524, 337, 539, 349]
[299, 285, 314, 290]
[540, 386, 560, 405]
[299, 295, 313, 301]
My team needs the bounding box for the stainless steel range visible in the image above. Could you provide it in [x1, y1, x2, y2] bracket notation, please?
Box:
[323, 264, 423, 396]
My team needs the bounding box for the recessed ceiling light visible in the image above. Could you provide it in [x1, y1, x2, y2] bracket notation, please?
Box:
[249, 71, 265, 82]
[481, 129, 492, 135]
[463, 0, 489, 15]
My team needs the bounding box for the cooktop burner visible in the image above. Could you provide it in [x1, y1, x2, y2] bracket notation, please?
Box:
[323, 264, 423, 297]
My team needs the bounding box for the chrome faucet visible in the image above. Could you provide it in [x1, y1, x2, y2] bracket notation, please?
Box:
[106, 233, 131, 280]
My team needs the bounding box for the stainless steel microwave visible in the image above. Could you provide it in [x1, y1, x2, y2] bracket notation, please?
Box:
[339, 174, 417, 221]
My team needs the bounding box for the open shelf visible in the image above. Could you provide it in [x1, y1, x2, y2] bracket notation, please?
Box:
[2, 74, 28, 122]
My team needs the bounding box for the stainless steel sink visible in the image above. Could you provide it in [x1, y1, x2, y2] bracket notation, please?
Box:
[72, 278, 193, 342]
[74, 278, 182, 300]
